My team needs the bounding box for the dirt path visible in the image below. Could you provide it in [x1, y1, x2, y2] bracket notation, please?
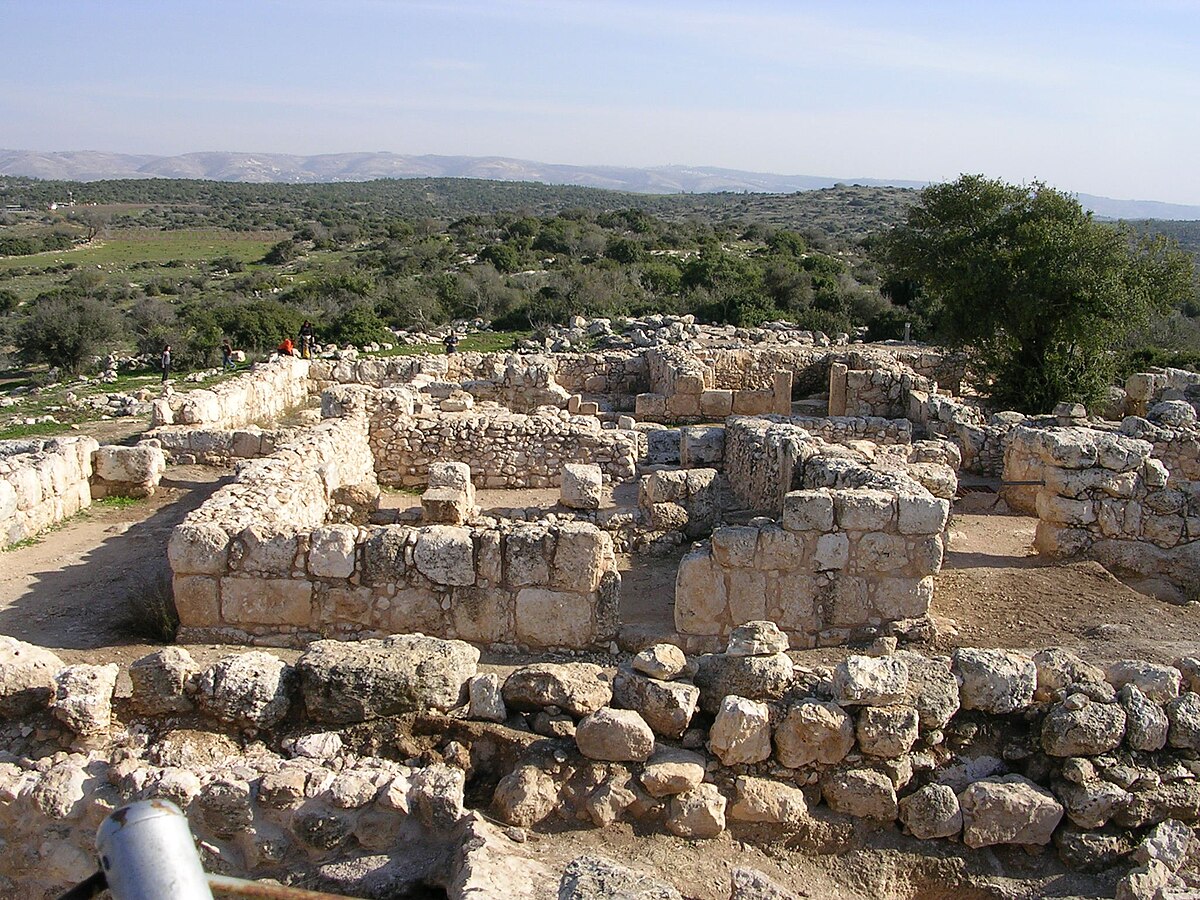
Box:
[933, 512, 1200, 665]
[0, 465, 228, 665]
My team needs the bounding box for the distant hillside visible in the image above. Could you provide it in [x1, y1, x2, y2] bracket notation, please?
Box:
[3, 150, 1197, 222]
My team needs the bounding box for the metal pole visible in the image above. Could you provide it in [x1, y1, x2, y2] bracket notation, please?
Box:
[95, 800, 214, 900]
[207, 874, 360, 899]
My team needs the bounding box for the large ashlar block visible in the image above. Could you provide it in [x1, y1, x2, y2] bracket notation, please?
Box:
[173, 575, 221, 627]
[309, 525, 358, 578]
[423, 461, 476, 525]
[782, 490, 835, 532]
[772, 370, 793, 416]
[168, 523, 231, 576]
[834, 489, 897, 531]
[674, 546, 727, 636]
[560, 464, 603, 510]
[221, 577, 313, 626]
[551, 523, 612, 593]
[680, 426, 725, 468]
[699, 390, 733, 418]
[413, 526, 475, 586]
[896, 492, 950, 535]
[731, 391, 775, 416]
[515, 588, 595, 647]
[636, 393, 667, 420]
[451, 587, 513, 644]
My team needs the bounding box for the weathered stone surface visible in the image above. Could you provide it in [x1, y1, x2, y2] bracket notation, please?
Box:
[576, 708, 655, 762]
[898, 783, 962, 839]
[503, 663, 612, 717]
[1165, 692, 1200, 750]
[587, 777, 637, 827]
[729, 868, 803, 900]
[1133, 818, 1194, 871]
[52, 663, 118, 736]
[1057, 777, 1131, 830]
[832, 655, 907, 706]
[196, 651, 293, 729]
[299, 635, 479, 724]
[694, 652, 794, 715]
[822, 768, 897, 820]
[560, 464, 604, 510]
[709, 696, 773, 765]
[896, 651, 959, 729]
[1053, 825, 1135, 873]
[728, 776, 808, 825]
[640, 747, 706, 798]
[632, 644, 687, 681]
[953, 648, 1037, 714]
[468, 673, 507, 723]
[1032, 647, 1107, 697]
[129, 647, 198, 715]
[31, 762, 86, 820]
[856, 705, 919, 758]
[774, 700, 855, 768]
[666, 783, 727, 838]
[493, 765, 559, 828]
[308, 525, 358, 578]
[1115, 860, 1172, 900]
[1041, 698, 1126, 756]
[411, 764, 466, 829]
[413, 526, 475, 586]
[0, 635, 63, 718]
[1119, 684, 1169, 752]
[726, 621, 788, 657]
[612, 668, 698, 739]
[1106, 660, 1181, 703]
[959, 775, 1064, 848]
[558, 856, 683, 900]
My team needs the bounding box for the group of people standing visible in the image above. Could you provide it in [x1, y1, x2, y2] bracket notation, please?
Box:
[278, 321, 316, 359]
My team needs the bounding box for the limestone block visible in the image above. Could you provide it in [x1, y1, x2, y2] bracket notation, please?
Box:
[1166, 693, 1200, 749]
[1106, 660, 1182, 702]
[129, 647, 198, 715]
[502, 662, 612, 716]
[640, 747, 705, 797]
[380, 587, 444, 635]
[666, 783, 726, 838]
[898, 784, 962, 839]
[636, 393, 667, 420]
[699, 390, 733, 418]
[52, 663, 118, 736]
[1119, 684, 1169, 752]
[505, 525, 553, 587]
[834, 489, 897, 531]
[896, 492, 950, 535]
[674, 547, 727, 636]
[896, 651, 960, 730]
[821, 768, 897, 820]
[833, 655, 908, 706]
[237, 525, 300, 576]
[450, 587, 513, 644]
[422, 487, 473, 525]
[645, 428, 681, 465]
[726, 569, 767, 623]
[196, 651, 293, 729]
[813, 532, 849, 571]
[680, 426, 725, 467]
[168, 523, 231, 576]
[693, 652, 794, 715]
[667, 392, 701, 419]
[308, 525, 359, 578]
[953, 648, 1036, 714]
[221, 577, 313, 626]
[413, 525, 475, 586]
[515, 588, 596, 648]
[774, 700, 855, 767]
[731, 390, 775, 416]
[493, 765, 559, 827]
[576, 708, 655, 762]
[726, 621, 788, 657]
[856, 705, 919, 757]
[959, 775, 1064, 848]
[709, 695, 773, 765]
[729, 776, 808, 826]
[756, 527, 804, 569]
[632, 644, 688, 680]
[560, 464, 603, 510]
[711, 526, 759, 567]
[1036, 492, 1096, 526]
[173, 575, 222, 627]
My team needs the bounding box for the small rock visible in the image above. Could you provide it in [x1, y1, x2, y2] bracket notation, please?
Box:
[576, 708, 655, 762]
[666, 783, 726, 838]
[898, 783, 962, 839]
[709, 696, 773, 765]
[726, 621, 789, 657]
[632, 644, 687, 681]
[468, 674, 507, 723]
[832, 655, 907, 706]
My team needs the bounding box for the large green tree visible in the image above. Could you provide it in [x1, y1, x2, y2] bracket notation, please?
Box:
[883, 175, 1196, 412]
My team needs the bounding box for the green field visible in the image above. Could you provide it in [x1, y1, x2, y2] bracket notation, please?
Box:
[0, 228, 283, 273]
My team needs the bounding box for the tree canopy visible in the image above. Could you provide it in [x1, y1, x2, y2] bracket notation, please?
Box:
[882, 175, 1197, 413]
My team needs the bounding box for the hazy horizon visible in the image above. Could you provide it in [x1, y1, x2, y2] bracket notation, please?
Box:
[4, 1, 1199, 204]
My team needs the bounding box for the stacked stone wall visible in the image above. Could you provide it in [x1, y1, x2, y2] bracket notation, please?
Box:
[829, 352, 935, 420]
[144, 425, 296, 465]
[910, 390, 1024, 476]
[674, 479, 948, 651]
[149, 355, 311, 429]
[0, 437, 97, 547]
[171, 519, 620, 649]
[1125, 367, 1200, 418]
[368, 399, 638, 489]
[1008, 426, 1200, 591]
[638, 348, 791, 423]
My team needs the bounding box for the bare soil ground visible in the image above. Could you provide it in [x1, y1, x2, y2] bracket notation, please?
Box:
[3, 475, 1194, 898]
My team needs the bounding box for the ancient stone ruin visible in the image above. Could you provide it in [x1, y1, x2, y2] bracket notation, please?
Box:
[4, 318, 1200, 898]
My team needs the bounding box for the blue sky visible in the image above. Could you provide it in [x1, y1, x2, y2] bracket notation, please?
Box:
[3, 0, 1199, 203]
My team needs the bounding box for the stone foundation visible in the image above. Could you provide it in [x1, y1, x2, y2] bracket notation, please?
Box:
[0, 437, 97, 547]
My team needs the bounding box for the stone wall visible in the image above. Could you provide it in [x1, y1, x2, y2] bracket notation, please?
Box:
[829, 352, 935, 420]
[172, 519, 620, 650]
[368, 397, 638, 489]
[1126, 367, 1200, 418]
[0, 437, 97, 548]
[674, 477, 949, 651]
[1010, 426, 1200, 592]
[149, 355, 312, 429]
[3, 630, 1197, 898]
[910, 390, 1025, 477]
[637, 348, 792, 423]
[790, 414, 913, 446]
[144, 425, 296, 465]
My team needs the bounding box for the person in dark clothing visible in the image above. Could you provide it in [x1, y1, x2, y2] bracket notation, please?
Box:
[299, 320, 315, 359]
[221, 339, 235, 370]
[443, 330, 459, 355]
[161, 345, 171, 383]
